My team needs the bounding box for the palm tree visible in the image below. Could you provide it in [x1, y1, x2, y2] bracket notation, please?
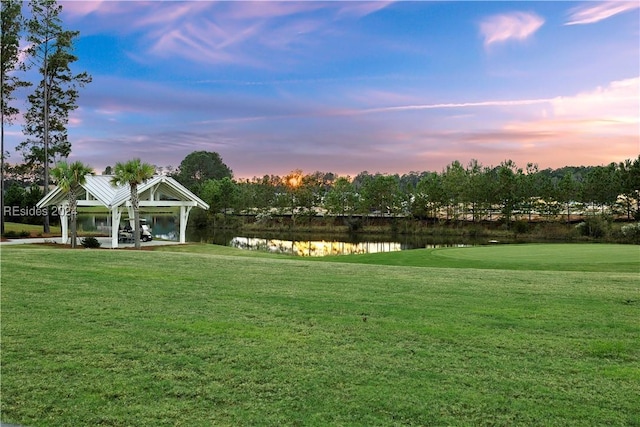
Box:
[110, 158, 155, 249]
[50, 161, 93, 248]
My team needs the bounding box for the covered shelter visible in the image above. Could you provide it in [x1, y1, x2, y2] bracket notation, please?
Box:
[37, 175, 209, 248]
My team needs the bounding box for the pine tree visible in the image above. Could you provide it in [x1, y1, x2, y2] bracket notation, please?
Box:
[18, 0, 91, 233]
[1, 0, 29, 234]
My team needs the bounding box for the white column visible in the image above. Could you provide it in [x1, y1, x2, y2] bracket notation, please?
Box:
[59, 204, 69, 244]
[179, 205, 193, 244]
[111, 207, 122, 248]
[126, 202, 134, 228]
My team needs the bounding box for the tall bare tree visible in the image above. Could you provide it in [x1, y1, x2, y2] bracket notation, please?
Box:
[18, 0, 91, 233]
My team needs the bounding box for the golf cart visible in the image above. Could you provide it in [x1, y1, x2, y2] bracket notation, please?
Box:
[118, 219, 153, 243]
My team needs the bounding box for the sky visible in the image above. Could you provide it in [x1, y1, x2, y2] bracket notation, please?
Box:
[5, 0, 640, 179]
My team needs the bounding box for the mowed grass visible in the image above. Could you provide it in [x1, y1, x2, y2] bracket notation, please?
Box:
[311, 243, 640, 272]
[1, 244, 639, 426]
[2, 222, 61, 237]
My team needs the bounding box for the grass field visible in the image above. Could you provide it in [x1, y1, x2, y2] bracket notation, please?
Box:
[311, 243, 640, 272]
[2, 222, 61, 238]
[1, 243, 639, 426]
[2, 221, 110, 239]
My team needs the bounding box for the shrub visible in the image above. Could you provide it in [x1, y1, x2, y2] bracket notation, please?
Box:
[1, 230, 30, 238]
[344, 217, 363, 232]
[80, 236, 101, 248]
[466, 225, 485, 239]
[189, 208, 209, 228]
[512, 220, 529, 235]
[620, 222, 640, 243]
[576, 216, 609, 239]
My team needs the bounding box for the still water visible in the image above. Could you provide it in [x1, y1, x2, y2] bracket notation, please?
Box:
[188, 230, 482, 257]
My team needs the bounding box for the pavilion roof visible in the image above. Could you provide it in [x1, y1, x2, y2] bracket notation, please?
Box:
[37, 175, 209, 210]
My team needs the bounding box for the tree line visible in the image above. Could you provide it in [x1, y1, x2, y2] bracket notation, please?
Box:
[167, 152, 640, 227]
[4, 145, 639, 238]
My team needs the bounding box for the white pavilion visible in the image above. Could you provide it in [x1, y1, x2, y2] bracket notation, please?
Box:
[36, 175, 209, 248]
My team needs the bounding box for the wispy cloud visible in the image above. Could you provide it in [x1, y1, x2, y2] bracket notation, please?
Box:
[476, 76, 640, 165]
[550, 77, 639, 124]
[479, 12, 545, 47]
[353, 76, 638, 126]
[357, 98, 553, 115]
[146, 21, 265, 67]
[334, 1, 396, 19]
[352, 76, 638, 119]
[62, 1, 393, 68]
[565, 1, 640, 25]
[61, 0, 106, 18]
[217, 2, 323, 21]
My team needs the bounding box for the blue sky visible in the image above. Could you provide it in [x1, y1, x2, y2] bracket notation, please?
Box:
[6, 0, 639, 178]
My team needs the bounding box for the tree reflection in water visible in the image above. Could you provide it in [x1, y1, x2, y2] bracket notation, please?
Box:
[230, 236, 405, 257]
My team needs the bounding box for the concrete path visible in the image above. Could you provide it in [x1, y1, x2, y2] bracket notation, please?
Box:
[0, 236, 181, 249]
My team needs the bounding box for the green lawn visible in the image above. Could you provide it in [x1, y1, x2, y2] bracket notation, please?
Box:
[312, 243, 640, 272]
[1, 244, 639, 426]
[2, 221, 61, 237]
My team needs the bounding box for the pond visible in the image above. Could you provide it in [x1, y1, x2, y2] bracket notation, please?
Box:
[187, 229, 489, 256]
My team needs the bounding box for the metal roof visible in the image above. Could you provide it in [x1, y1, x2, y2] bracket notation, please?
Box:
[37, 175, 209, 210]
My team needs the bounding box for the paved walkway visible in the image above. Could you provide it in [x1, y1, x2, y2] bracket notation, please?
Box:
[0, 236, 181, 249]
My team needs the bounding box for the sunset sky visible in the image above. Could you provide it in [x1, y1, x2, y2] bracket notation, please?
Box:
[5, 0, 639, 179]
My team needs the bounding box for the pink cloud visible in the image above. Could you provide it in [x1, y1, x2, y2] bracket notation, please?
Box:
[487, 77, 640, 166]
[146, 23, 263, 67]
[62, 1, 395, 69]
[135, 2, 212, 28]
[565, 1, 640, 25]
[334, 1, 396, 19]
[60, 0, 106, 17]
[550, 77, 639, 125]
[479, 12, 545, 47]
[357, 98, 553, 115]
[61, 1, 153, 23]
[222, 2, 325, 20]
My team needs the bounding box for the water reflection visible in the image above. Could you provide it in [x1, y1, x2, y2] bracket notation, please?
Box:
[188, 228, 485, 256]
[229, 236, 406, 257]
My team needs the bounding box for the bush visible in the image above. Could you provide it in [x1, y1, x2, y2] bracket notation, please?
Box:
[620, 222, 640, 243]
[188, 208, 209, 228]
[2, 230, 30, 238]
[80, 236, 101, 248]
[466, 225, 485, 239]
[512, 220, 529, 235]
[576, 216, 609, 239]
[344, 217, 363, 232]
